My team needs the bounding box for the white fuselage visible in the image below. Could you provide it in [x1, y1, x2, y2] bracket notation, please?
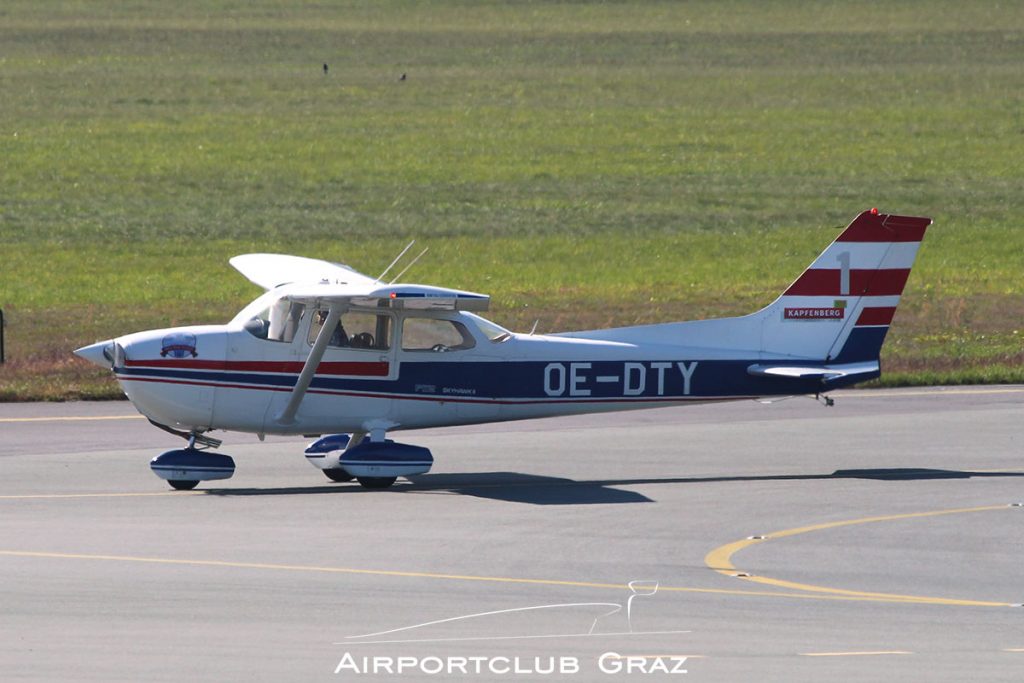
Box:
[109, 307, 743, 438]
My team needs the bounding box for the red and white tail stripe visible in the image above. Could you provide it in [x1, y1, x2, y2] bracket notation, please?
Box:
[761, 209, 930, 361]
[785, 213, 927, 297]
[564, 209, 929, 366]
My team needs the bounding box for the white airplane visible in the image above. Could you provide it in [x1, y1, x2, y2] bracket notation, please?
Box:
[75, 209, 930, 490]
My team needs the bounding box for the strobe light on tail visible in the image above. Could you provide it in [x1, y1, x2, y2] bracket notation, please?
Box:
[74, 209, 930, 490]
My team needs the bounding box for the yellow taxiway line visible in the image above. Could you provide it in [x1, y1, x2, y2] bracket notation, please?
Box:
[0, 414, 145, 423]
[0, 491, 200, 500]
[705, 504, 1019, 607]
[0, 549, 827, 599]
[0, 549, 867, 599]
[0, 538, 1016, 608]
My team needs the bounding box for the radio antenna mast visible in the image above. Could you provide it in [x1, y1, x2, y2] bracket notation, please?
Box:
[376, 240, 416, 283]
[390, 247, 429, 283]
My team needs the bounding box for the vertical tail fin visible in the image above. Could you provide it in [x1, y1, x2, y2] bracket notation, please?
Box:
[560, 208, 929, 382]
[759, 209, 931, 362]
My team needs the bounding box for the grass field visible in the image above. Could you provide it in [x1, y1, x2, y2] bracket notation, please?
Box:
[1, 1, 1022, 400]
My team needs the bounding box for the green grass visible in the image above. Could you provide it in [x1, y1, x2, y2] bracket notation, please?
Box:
[1, 1, 1022, 400]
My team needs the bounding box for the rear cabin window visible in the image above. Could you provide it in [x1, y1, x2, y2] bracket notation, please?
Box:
[401, 318, 476, 352]
[308, 310, 392, 350]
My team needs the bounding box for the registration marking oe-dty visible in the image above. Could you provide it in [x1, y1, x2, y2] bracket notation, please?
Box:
[543, 361, 699, 397]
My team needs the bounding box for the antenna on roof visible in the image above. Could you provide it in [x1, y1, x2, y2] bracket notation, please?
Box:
[390, 247, 429, 283]
[376, 240, 416, 283]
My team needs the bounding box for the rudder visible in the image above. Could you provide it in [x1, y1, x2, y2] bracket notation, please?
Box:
[759, 209, 931, 362]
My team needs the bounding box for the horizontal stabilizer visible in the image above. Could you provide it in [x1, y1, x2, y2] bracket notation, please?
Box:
[747, 360, 880, 385]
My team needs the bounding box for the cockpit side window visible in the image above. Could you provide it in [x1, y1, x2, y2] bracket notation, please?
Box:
[401, 318, 476, 352]
[308, 310, 392, 350]
[244, 299, 306, 342]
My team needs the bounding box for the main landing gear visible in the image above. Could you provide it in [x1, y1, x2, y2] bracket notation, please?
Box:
[320, 465, 398, 488]
[146, 423, 432, 491]
[322, 468, 354, 483]
[305, 432, 433, 489]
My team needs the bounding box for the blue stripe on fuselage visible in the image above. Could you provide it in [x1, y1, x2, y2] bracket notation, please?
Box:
[118, 359, 829, 400]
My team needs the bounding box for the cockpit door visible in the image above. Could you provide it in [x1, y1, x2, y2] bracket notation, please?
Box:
[263, 308, 397, 432]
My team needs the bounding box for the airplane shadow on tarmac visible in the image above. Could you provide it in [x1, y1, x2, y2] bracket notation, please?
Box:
[204, 472, 652, 505]
[203, 468, 1024, 505]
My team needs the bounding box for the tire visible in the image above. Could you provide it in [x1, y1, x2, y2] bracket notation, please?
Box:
[168, 480, 199, 491]
[323, 468, 354, 483]
[357, 476, 397, 489]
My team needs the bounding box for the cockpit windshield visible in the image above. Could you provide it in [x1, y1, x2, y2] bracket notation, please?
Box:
[465, 313, 513, 343]
[235, 293, 307, 343]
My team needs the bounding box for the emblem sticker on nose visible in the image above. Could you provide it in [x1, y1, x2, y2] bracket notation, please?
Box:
[161, 332, 198, 358]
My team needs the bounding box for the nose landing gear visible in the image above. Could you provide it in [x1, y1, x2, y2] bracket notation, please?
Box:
[150, 447, 236, 490]
[148, 423, 234, 490]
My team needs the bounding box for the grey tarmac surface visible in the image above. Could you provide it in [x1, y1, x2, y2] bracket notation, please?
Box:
[1, 387, 1023, 682]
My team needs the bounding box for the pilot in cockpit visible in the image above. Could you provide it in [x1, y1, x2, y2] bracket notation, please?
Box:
[315, 310, 349, 347]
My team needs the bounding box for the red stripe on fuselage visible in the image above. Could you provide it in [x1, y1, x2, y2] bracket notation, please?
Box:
[856, 306, 897, 326]
[836, 211, 930, 242]
[125, 359, 390, 377]
[784, 269, 911, 297]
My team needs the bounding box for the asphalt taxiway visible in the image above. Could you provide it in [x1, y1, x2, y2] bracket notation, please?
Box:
[1, 387, 1023, 681]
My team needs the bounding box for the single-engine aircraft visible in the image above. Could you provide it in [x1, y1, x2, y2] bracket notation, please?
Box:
[75, 209, 930, 490]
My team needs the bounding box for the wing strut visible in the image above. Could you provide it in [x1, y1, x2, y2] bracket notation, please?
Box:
[276, 304, 343, 425]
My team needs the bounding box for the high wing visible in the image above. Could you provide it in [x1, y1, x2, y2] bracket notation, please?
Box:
[283, 283, 490, 312]
[230, 253, 489, 311]
[229, 253, 378, 290]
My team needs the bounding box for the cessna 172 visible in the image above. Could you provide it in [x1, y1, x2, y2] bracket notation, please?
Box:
[75, 209, 930, 490]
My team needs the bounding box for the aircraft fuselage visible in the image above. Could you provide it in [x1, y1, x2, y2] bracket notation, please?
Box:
[105, 309, 819, 437]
